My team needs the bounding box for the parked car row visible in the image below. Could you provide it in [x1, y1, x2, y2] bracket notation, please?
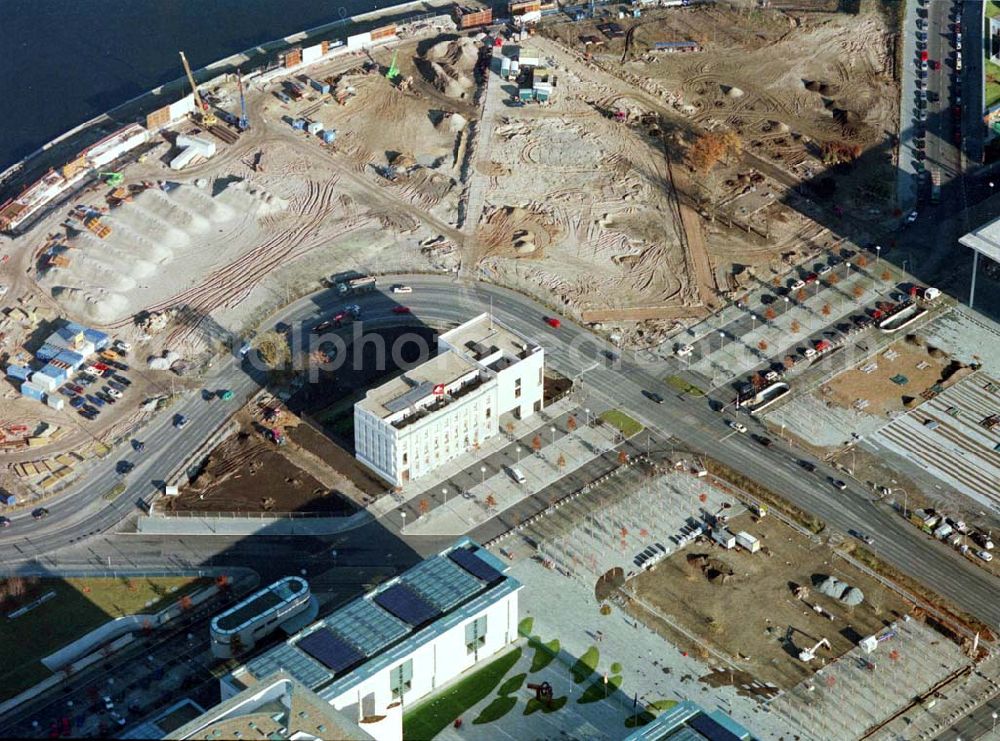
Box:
[57, 342, 132, 421]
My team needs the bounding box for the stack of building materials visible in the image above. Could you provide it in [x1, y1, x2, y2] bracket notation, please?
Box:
[170, 135, 218, 171]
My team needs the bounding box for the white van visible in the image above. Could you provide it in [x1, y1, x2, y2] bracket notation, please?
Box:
[508, 466, 527, 484]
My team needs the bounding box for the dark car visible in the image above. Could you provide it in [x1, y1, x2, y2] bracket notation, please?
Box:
[101, 368, 116, 378]
[116, 461, 135, 475]
[70, 396, 86, 409]
[108, 380, 126, 393]
[97, 392, 116, 405]
[799, 460, 817, 472]
[752, 434, 773, 447]
[0, 516, 10, 528]
[111, 361, 129, 371]
[174, 415, 189, 430]
[645, 391, 665, 404]
[112, 374, 131, 386]
[86, 394, 105, 407]
[133, 440, 145, 453]
[832, 479, 848, 491]
[32, 507, 49, 520]
[82, 404, 98, 415]
[69, 384, 85, 395]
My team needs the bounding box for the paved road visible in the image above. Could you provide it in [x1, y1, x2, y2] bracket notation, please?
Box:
[3, 274, 999, 630]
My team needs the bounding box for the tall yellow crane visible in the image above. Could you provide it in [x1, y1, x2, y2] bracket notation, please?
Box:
[179, 51, 217, 128]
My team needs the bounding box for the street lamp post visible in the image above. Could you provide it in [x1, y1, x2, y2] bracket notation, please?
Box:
[584, 408, 591, 426]
[875, 245, 881, 267]
[442, 487, 448, 506]
[480, 466, 487, 487]
[516, 446, 522, 464]
[400, 511, 406, 532]
[783, 296, 789, 315]
[550, 426, 556, 446]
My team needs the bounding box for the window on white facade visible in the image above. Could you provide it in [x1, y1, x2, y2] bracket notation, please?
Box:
[464, 615, 487, 654]
[402, 452, 408, 464]
[389, 658, 413, 699]
[538, 367, 543, 385]
[486, 407, 492, 419]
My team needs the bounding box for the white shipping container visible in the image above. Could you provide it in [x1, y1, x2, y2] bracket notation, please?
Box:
[168, 94, 197, 123]
[711, 528, 736, 549]
[45, 395, 65, 411]
[934, 523, 953, 540]
[347, 32, 372, 50]
[735, 531, 760, 553]
[307, 121, 324, 135]
[302, 43, 324, 64]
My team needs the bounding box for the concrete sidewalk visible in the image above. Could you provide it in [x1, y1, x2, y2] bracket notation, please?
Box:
[369, 397, 581, 519]
[401, 422, 618, 536]
[135, 509, 371, 536]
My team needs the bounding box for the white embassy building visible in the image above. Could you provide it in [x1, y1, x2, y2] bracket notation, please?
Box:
[221, 539, 521, 741]
[354, 312, 544, 486]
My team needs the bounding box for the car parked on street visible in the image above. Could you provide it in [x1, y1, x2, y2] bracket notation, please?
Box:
[32, 507, 49, 520]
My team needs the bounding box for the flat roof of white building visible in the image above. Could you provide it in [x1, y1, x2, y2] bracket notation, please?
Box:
[959, 215, 1000, 264]
[439, 312, 540, 371]
[235, 539, 519, 698]
[357, 351, 481, 419]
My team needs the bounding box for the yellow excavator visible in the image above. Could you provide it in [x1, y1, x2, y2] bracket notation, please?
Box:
[179, 51, 217, 128]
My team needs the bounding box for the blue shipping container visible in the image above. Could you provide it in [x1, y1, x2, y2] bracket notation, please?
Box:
[309, 78, 330, 94]
[322, 130, 337, 144]
[292, 119, 307, 130]
[39, 363, 69, 384]
[83, 328, 109, 350]
[54, 350, 86, 370]
[21, 381, 45, 401]
[6, 365, 30, 381]
[36, 343, 62, 362]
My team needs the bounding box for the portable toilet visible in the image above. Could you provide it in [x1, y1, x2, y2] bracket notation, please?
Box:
[321, 129, 337, 144]
[632, 8, 641, 17]
[307, 121, 324, 136]
[501, 56, 512, 78]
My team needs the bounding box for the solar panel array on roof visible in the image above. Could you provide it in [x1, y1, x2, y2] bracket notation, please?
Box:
[332, 599, 409, 657]
[246, 643, 331, 689]
[373, 584, 439, 626]
[448, 547, 503, 584]
[404, 555, 482, 611]
[686, 713, 741, 741]
[297, 628, 365, 674]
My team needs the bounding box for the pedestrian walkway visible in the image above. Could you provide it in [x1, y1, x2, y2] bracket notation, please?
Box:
[401, 421, 618, 536]
[369, 397, 581, 519]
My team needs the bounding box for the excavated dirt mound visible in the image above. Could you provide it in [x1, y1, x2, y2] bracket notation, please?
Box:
[477, 205, 562, 258]
[419, 37, 478, 98]
[687, 553, 735, 584]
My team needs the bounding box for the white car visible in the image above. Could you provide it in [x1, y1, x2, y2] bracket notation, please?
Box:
[113, 339, 132, 353]
[803, 347, 817, 358]
[104, 387, 123, 400]
[906, 210, 918, 224]
[790, 279, 805, 291]
[729, 421, 748, 433]
[764, 370, 779, 382]
[977, 550, 993, 563]
[392, 285, 412, 294]
[675, 344, 694, 358]
[817, 265, 832, 276]
[0, 284, 8, 296]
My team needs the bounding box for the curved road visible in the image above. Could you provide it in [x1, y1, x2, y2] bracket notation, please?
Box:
[2, 274, 999, 630]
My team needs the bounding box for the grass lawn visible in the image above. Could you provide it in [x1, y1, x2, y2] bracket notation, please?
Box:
[0, 576, 208, 701]
[625, 698, 679, 728]
[518, 616, 534, 636]
[664, 375, 706, 397]
[579, 674, 622, 704]
[473, 695, 517, 724]
[571, 645, 600, 684]
[598, 410, 643, 438]
[403, 647, 521, 740]
[528, 637, 559, 672]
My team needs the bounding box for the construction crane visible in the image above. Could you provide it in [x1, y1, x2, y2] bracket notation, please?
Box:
[236, 69, 249, 131]
[179, 51, 217, 128]
[798, 637, 830, 663]
[385, 50, 401, 81]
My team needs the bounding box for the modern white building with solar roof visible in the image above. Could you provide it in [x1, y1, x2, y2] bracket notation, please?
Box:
[354, 313, 544, 486]
[220, 539, 521, 741]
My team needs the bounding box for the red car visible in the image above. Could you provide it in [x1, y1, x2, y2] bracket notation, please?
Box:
[920, 50, 928, 62]
[932, 60, 941, 70]
[545, 317, 561, 328]
[69, 384, 85, 394]
[93, 362, 109, 371]
[804, 273, 818, 284]
[392, 306, 411, 314]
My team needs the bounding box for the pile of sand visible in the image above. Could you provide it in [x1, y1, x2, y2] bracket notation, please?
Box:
[421, 37, 478, 98]
[44, 179, 289, 325]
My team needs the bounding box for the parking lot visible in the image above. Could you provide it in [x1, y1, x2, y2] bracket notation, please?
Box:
[646, 249, 917, 393]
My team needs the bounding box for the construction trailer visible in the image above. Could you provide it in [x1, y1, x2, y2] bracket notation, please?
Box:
[711, 528, 736, 549]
